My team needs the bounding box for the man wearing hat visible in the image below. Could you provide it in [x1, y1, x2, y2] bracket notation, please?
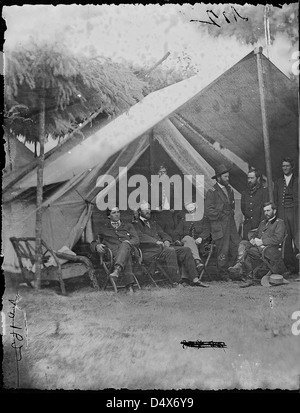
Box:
[204, 164, 240, 280]
[90, 206, 140, 295]
[173, 202, 211, 273]
[133, 202, 207, 287]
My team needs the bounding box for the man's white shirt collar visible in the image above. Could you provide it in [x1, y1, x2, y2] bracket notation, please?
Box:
[284, 174, 293, 186]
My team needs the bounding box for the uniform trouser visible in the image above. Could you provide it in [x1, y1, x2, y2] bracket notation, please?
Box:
[283, 207, 299, 269]
[113, 242, 135, 286]
[243, 244, 287, 276]
[142, 245, 198, 283]
[181, 235, 201, 261]
[214, 217, 240, 277]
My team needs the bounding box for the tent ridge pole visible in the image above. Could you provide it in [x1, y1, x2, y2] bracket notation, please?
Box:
[255, 46, 273, 203]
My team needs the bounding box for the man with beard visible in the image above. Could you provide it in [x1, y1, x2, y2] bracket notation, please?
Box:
[241, 167, 269, 240]
[204, 164, 240, 281]
[274, 157, 299, 272]
[133, 202, 208, 287]
[228, 202, 287, 287]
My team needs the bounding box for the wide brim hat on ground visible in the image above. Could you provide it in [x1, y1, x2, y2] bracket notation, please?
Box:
[261, 274, 289, 287]
[211, 164, 232, 179]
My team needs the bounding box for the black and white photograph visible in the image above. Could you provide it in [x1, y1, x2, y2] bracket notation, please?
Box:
[1, 3, 300, 394]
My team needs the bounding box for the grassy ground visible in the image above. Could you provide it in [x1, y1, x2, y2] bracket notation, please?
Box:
[2, 273, 300, 391]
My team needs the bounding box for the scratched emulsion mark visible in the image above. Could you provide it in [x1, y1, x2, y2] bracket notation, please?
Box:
[190, 6, 248, 28]
[269, 294, 274, 309]
[181, 340, 227, 350]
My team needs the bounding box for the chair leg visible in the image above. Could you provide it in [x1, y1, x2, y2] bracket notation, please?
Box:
[109, 277, 118, 294]
[21, 268, 34, 289]
[102, 273, 110, 291]
[133, 274, 141, 290]
[156, 263, 174, 286]
[57, 267, 66, 295]
[199, 246, 214, 281]
[141, 264, 159, 288]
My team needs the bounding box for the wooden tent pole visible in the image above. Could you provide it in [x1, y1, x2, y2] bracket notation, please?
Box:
[149, 131, 155, 174]
[255, 46, 273, 202]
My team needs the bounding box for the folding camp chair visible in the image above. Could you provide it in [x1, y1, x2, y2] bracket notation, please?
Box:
[10, 237, 99, 295]
[138, 249, 174, 288]
[99, 245, 142, 293]
[240, 234, 288, 287]
[252, 233, 288, 279]
[99, 244, 176, 291]
[197, 236, 215, 280]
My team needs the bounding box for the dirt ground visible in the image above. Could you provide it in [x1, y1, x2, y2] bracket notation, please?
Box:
[2, 271, 300, 392]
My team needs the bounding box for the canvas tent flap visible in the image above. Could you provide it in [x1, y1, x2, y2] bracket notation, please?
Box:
[4, 68, 223, 199]
[176, 51, 298, 180]
[170, 114, 248, 194]
[3, 49, 298, 274]
[153, 118, 242, 220]
[41, 132, 150, 209]
[153, 119, 215, 191]
[4, 135, 35, 172]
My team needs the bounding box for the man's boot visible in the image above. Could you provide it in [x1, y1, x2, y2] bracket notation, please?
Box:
[228, 261, 243, 278]
[228, 243, 246, 279]
[126, 283, 134, 295]
[240, 271, 254, 288]
[110, 264, 122, 279]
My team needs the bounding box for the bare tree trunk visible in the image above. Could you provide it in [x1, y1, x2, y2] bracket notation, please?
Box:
[35, 95, 45, 289]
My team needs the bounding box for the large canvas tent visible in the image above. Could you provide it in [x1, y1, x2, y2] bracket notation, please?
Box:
[2, 49, 298, 273]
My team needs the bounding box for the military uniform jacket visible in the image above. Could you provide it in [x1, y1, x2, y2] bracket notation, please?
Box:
[250, 216, 285, 247]
[91, 222, 139, 255]
[241, 184, 269, 230]
[174, 216, 211, 242]
[204, 183, 236, 241]
[132, 218, 172, 247]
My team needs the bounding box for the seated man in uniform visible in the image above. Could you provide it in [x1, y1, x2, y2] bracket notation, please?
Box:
[133, 202, 208, 287]
[90, 206, 139, 295]
[173, 202, 211, 273]
[228, 201, 287, 287]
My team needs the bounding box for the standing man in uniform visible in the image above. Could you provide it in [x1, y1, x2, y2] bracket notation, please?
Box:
[274, 157, 299, 272]
[204, 164, 240, 280]
[241, 167, 269, 240]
